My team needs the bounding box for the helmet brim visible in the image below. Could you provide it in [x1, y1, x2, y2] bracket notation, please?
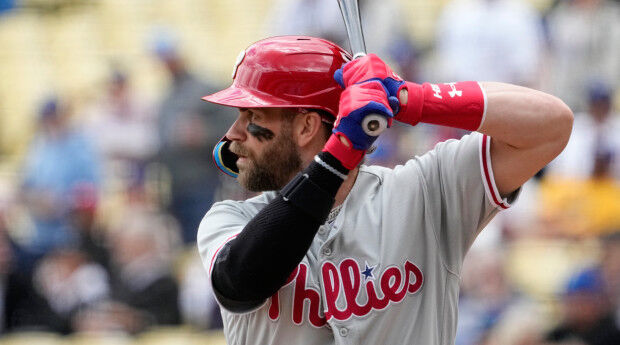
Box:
[202, 85, 299, 109]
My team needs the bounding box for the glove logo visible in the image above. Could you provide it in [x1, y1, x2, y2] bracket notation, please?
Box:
[431, 84, 443, 99]
[447, 82, 463, 98]
[431, 83, 464, 99]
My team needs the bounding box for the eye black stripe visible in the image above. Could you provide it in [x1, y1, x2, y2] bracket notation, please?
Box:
[247, 123, 275, 141]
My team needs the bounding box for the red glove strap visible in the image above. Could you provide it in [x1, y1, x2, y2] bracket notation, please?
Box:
[398, 81, 486, 131]
[322, 135, 365, 170]
[394, 82, 424, 126]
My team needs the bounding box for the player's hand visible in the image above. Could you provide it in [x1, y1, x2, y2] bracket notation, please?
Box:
[334, 54, 406, 115]
[323, 80, 393, 169]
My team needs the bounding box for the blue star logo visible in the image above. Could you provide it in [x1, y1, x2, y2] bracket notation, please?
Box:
[361, 261, 376, 281]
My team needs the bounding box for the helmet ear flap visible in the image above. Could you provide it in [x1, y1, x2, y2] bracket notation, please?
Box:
[213, 137, 239, 178]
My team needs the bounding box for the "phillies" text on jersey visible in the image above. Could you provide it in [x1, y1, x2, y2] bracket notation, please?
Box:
[268, 258, 424, 327]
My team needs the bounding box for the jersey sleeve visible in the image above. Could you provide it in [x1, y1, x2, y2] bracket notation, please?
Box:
[197, 201, 248, 279]
[399, 132, 519, 273]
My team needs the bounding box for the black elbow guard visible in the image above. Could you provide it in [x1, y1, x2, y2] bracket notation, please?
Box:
[279, 172, 334, 223]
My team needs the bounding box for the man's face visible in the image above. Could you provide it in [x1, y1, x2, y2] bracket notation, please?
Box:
[227, 108, 302, 192]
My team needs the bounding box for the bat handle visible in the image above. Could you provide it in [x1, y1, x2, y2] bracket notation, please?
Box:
[337, 0, 388, 137]
[337, 0, 366, 58]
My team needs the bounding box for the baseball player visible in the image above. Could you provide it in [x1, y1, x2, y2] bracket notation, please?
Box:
[197, 36, 573, 344]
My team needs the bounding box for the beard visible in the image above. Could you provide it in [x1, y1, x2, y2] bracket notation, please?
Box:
[231, 125, 302, 192]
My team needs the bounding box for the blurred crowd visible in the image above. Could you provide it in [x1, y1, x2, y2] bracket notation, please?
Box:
[0, 27, 239, 334]
[0, 0, 619, 344]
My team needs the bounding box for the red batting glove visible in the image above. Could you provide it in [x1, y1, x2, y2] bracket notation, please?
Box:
[323, 80, 393, 170]
[334, 54, 402, 87]
[334, 54, 404, 114]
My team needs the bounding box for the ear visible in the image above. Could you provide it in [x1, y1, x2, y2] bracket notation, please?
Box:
[292, 111, 323, 148]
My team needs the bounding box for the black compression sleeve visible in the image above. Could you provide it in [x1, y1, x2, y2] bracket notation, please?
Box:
[211, 152, 349, 310]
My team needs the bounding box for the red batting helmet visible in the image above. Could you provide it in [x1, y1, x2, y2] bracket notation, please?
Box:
[203, 36, 352, 178]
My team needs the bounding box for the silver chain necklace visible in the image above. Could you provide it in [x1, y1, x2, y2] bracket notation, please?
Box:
[327, 204, 343, 224]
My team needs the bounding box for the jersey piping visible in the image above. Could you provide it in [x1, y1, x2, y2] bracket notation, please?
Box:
[479, 134, 512, 209]
[209, 233, 240, 275]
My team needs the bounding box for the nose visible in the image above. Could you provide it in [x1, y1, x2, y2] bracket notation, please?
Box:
[224, 116, 248, 142]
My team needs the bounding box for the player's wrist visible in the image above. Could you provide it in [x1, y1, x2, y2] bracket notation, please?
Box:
[322, 134, 365, 170]
[314, 151, 350, 179]
[279, 153, 349, 222]
[300, 151, 350, 196]
[396, 81, 486, 131]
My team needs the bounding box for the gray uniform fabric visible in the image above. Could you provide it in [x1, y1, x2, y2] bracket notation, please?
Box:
[197, 132, 518, 345]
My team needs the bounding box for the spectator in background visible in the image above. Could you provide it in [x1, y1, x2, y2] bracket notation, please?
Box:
[544, 0, 620, 113]
[76, 211, 181, 333]
[67, 182, 110, 271]
[435, 0, 544, 85]
[152, 29, 232, 244]
[32, 248, 110, 333]
[82, 67, 158, 192]
[21, 98, 100, 258]
[547, 81, 620, 180]
[545, 267, 620, 345]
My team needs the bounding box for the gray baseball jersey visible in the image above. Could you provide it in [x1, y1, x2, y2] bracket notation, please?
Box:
[197, 132, 518, 345]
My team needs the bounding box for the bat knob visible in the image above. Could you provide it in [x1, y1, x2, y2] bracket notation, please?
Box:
[362, 114, 388, 136]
